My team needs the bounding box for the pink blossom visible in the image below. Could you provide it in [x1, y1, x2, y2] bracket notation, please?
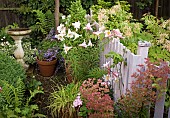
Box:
[93, 31, 102, 36]
[83, 23, 93, 31]
[112, 29, 124, 38]
[73, 95, 82, 108]
[0, 87, 2, 92]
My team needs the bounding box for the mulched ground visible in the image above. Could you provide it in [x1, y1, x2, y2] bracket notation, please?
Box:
[26, 64, 68, 118]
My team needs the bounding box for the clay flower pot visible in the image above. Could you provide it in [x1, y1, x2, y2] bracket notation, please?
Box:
[37, 59, 57, 77]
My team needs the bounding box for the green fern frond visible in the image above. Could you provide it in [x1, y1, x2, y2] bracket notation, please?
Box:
[0, 78, 25, 108]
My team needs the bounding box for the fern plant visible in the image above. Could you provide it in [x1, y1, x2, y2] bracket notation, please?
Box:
[0, 78, 45, 118]
[30, 10, 55, 39]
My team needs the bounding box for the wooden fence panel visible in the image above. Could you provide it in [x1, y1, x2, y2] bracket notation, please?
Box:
[100, 39, 150, 97]
[127, 0, 170, 19]
[100, 39, 170, 117]
[0, 0, 21, 28]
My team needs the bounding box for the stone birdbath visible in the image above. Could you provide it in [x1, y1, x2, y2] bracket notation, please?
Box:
[7, 28, 31, 69]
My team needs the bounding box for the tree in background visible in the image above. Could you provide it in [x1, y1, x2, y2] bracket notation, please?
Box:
[55, 0, 60, 34]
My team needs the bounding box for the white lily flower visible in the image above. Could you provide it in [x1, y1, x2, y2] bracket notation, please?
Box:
[73, 32, 81, 40]
[62, 15, 66, 19]
[57, 24, 65, 33]
[83, 23, 93, 31]
[67, 29, 74, 38]
[1, 43, 4, 46]
[55, 34, 65, 41]
[104, 30, 112, 38]
[79, 40, 87, 48]
[102, 61, 110, 68]
[72, 21, 81, 30]
[64, 44, 72, 54]
[87, 39, 93, 47]
[60, 27, 66, 36]
[6, 41, 10, 45]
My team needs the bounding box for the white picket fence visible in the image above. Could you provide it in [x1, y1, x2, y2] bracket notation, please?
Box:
[100, 38, 170, 118]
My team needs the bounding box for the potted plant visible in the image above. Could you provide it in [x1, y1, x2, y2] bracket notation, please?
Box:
[36, 39, 59, 77]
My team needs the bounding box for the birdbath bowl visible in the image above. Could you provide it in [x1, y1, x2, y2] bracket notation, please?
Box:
[7, 28, 31, 69]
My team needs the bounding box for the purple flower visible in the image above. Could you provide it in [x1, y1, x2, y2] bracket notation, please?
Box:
[73, 94, 82, 108]
[0, 87, 2, 92]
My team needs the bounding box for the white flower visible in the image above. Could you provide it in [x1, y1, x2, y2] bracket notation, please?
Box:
[60, 27, 66, 35]
[66, 29, 74, 38]
[57, 24, 65, 33]
[64, 44, 72, 54]
[87, 39, 93, 47]
[1, 43, 4, 46]
[55, 34, 65, 41]
[62, 15, 66, 19]
[104, 30, 112, 37]
[73, 32, 81, 40]
[102, 61, 110, 68]
[79, 40, 87, 48]
[72, 21, 81, 30]
[1, 38, 3, 41]
[83, 23, 93, 31]
[3, 36, 5, 39]
[5, 41, 9, 45]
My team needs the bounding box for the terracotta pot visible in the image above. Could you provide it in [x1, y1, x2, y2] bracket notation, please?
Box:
[37, 59, 57, 77]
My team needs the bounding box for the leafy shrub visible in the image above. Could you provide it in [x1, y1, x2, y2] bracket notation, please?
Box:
[0, 78, 45, 118]
[116, 59, 170, 118]
[48, 82, 80, 118]
[87, 67, 107, 79]
[0, 52, 26, 86]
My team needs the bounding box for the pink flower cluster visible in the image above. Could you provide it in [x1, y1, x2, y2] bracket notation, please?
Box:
[80, 78, 114, 118]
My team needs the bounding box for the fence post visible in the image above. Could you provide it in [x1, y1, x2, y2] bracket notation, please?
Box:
[137, 41, 151, 64]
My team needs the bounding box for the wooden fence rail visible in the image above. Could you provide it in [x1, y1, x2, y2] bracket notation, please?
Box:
[100, 39, 170, 118]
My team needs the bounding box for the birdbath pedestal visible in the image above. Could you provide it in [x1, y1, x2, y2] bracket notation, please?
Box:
[7, 28, 31, 69]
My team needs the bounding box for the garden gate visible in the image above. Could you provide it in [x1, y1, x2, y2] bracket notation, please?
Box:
[100, 38, 170, 118]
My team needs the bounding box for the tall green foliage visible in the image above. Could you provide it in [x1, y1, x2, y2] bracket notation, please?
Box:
[58, 0, 100, 81]
[15, 0, 97, 47]
[0, 52, 26, 86]
[0, 79, 45, 118]
[49, 83, 80, 117]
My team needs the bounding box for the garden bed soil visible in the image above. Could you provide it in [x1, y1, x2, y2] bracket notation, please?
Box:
[26, 65, 68, 118]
